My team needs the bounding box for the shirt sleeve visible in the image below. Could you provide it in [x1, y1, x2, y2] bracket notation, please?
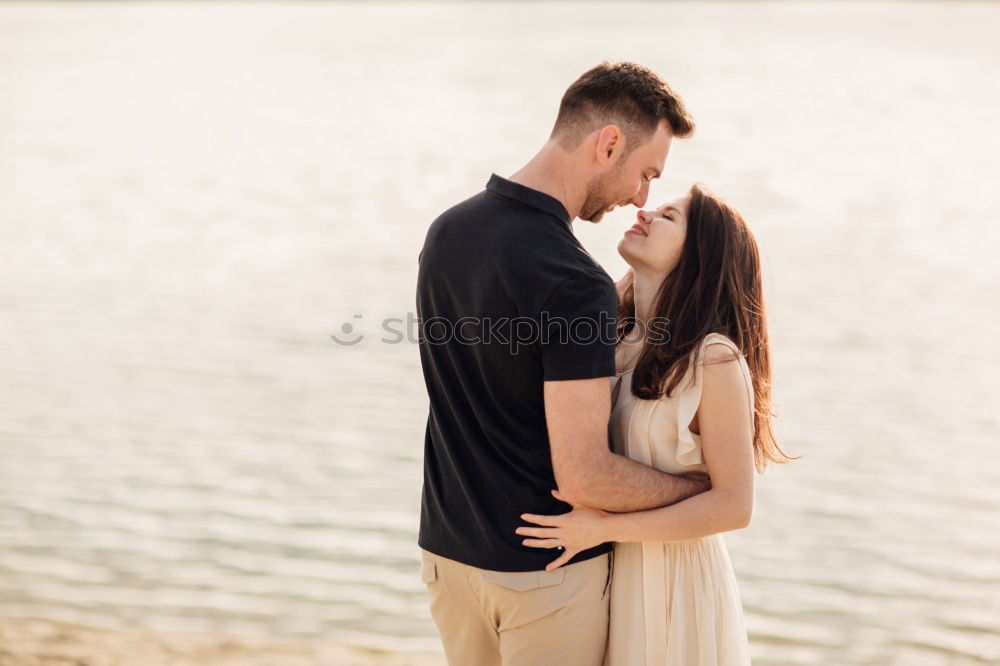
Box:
[539, 272, 618, 381]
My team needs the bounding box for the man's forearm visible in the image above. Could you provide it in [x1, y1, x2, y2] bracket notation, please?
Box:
[564, 451, 709, 512]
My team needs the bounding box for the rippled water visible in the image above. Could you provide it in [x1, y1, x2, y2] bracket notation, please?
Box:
[1, 2, 998, 664]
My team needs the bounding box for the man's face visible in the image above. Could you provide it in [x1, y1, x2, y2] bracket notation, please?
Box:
[579, 121, 673, 223]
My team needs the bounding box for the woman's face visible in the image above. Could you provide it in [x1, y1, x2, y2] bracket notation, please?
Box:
[617, 195, 689, 275]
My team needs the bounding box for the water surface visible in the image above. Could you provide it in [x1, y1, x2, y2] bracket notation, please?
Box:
[1, 2, 998, 664]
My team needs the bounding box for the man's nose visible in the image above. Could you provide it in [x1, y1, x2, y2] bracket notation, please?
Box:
[630, 180, 650, 208]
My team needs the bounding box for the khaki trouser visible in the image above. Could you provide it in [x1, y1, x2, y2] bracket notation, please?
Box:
[420, 549, 611, 666]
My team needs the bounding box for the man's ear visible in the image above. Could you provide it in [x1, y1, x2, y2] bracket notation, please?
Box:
[594, 124, 624, 165]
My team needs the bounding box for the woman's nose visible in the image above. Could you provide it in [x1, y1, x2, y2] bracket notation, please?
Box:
[637, 210, 651, 223]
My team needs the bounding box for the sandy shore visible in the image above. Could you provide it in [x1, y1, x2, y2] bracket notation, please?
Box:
[0, 618, 444, 666]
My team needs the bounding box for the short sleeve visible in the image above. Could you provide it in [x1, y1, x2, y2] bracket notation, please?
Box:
[675, 333, 755, 466]
[538, 272, 618, 381]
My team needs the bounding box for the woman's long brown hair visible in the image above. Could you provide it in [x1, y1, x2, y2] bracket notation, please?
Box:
[616, 184, 794, 471]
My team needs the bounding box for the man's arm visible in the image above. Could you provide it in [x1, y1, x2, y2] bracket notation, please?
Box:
[546, 377, 709, 512]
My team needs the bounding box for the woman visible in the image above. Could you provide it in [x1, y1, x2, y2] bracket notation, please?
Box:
[516, 185, 793, 665]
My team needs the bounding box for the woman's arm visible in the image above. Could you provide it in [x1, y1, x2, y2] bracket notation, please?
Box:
[605, 344, 755, 540]
[517, 343, 755, 570]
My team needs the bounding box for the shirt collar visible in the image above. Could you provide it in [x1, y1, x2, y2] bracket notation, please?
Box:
[485, 173, 571, 226]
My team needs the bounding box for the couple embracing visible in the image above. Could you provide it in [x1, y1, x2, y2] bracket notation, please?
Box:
[415, 62, 792, 666]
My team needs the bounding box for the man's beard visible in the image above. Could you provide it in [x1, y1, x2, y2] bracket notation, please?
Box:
[580, 168, 621, 223]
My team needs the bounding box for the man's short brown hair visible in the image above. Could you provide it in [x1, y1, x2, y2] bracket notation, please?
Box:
[551, 62, 695, 153]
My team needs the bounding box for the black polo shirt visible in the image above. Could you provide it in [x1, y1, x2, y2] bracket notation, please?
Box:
[416, 174, 617, 572]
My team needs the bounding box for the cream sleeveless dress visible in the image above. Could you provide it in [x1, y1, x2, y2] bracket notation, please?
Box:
[604, 333, 753, 666]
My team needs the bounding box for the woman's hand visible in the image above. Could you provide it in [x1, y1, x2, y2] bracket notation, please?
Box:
[615, 268, 634, 303]
[516, 489, 611, 571]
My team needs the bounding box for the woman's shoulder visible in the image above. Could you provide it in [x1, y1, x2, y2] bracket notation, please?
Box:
[693, 332, 756, 414]
[695, 332, 743, 364]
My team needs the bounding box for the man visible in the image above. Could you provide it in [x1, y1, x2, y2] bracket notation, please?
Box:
[416, 62, 703, 666]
